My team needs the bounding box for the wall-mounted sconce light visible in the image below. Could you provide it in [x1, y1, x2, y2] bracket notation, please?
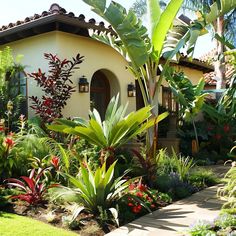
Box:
[78, 75, 89, 93]
[127, 82, 136, 97]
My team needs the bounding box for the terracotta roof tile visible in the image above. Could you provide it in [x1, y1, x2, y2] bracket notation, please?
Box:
[200, 49, 235, 85]
[0, 3, 113, 34]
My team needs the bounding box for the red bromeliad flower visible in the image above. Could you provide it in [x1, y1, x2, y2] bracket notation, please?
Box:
[4, 137, 14, 148]
[51, 156, 59, 169]
[223, 124, 230, 133]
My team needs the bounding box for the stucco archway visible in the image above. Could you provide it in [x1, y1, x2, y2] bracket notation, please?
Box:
[90, 69, 120, 120]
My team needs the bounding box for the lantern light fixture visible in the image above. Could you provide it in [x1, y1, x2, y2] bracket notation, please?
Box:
[78, 75, 89, 93]
[127, 82, 136, 97]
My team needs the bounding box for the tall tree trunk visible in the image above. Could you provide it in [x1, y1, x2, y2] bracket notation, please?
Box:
[214, 16, 226, 90]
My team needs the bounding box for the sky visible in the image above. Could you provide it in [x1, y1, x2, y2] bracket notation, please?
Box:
[0, 0, 214, 58]
[0, 0, 135, 25]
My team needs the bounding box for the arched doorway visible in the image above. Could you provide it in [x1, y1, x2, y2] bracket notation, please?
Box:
[90, 71, 110, 120]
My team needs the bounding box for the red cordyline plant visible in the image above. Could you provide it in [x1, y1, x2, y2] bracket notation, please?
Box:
[29, 53, 84, 123]
[5, 168, 58, 205]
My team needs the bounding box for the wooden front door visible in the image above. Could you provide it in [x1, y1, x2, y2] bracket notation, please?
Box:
[90, 71, 110, 120]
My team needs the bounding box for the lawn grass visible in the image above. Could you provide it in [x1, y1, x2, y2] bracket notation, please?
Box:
[0, 212, 78, 236]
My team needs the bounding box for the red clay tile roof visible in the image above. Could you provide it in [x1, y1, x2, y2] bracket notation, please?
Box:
[200, 48, 235, 86]
[0, 3, 114, 44]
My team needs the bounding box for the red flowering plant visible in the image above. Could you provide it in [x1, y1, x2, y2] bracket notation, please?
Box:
[29, 53, 84, 124]
[118, 179, 169, 224]
[0, 133, 17, 180]
[51, 155, 60, 170]
[127, 181, 160, 213]
[205, 121, 235, 160]
[4, 168, 58, 205]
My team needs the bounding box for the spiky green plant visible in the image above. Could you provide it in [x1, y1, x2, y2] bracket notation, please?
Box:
[48, 94, 168, 166]
[52, 161, 131, 225]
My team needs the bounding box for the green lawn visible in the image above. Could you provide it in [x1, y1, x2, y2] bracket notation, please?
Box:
[0, 212, 78, 236]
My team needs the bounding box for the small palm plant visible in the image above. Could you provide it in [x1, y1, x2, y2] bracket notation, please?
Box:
[49, 94, 168, 166]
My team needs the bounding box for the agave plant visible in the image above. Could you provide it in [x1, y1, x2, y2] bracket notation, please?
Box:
[49, 94, 168, 165]
[52, 161, 131, 225]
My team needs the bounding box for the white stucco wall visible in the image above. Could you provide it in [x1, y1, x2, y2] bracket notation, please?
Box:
[2, 31, 136, 119]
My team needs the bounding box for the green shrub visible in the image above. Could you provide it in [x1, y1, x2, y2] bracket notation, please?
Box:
[189, 167, 219, 189]
[218, 165, 236, 213]
[157, 149, 195, 181]
[156, 172, 195, 200]
[186, 214, 236, 235]
[187, 220, 215, 236]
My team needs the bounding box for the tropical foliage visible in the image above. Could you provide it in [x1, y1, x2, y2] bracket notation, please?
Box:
[81, 0, 185, 154]
[5, 168, 56, 205]
[0, 46, 26, 131]
[49, 94, 168, 165]
[166, 69, 207, 148]
[218, 163, 236, 214]
[29, 53, 84, 123]
[52, 161, 130, 225]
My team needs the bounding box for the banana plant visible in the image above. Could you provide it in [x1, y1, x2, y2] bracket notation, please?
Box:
[82, 0, 186, 158]
[165, 68, 208, 149]
[49, 94, 168, 166]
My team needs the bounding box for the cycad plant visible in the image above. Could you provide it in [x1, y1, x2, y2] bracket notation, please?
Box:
[49, 94, 168, 166]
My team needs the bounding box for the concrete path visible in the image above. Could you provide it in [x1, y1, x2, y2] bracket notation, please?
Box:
[107, 165, 229, 236]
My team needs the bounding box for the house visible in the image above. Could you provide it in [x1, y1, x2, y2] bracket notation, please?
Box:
[0, 3, 213, 120]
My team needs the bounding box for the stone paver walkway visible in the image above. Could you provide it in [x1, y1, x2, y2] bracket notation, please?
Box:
[107, 165, 229, 236]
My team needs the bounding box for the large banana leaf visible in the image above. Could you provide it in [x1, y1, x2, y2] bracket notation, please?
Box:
[82, 0, 149, 68]
[150, 0, 184, 59]
[206, 0, 236, 24]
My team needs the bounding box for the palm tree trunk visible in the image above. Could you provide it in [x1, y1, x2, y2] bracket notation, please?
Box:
[215, 16, 226, 90]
